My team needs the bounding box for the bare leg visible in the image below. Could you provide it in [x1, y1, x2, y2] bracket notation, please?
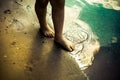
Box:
[50, 0, 75, 51]
[35, 0, 54, 37]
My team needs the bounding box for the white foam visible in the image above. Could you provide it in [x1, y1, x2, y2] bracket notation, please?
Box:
[85, 0, 120, 10]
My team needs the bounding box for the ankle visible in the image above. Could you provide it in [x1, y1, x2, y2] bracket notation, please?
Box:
[40, 24, 49, 30]
[55, 36, 66, 42]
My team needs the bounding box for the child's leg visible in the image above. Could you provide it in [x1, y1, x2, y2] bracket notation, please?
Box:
[35, 0, 54, 37]
[50, 0, 75, 51]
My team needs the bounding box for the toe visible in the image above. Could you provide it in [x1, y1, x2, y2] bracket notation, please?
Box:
[49, 34, 53, 38]
[69, 47, 73, 52]
[65, 45, 73, 52]
[49, 33, 54, 38]
[70, 46, 74, 51]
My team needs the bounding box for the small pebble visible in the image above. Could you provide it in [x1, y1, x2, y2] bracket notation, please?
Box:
[24, 32, 27, 34]
[26, 65, 33, 72]
[11, 41, 16, 45]
[13, 62, 16, 64]
[4, 55, 7, 58]
[4, 9, 11, 14]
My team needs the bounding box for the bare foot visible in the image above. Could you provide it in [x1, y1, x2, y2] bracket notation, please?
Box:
[40, 24, 54, 38]
[55, 36, 75, 52]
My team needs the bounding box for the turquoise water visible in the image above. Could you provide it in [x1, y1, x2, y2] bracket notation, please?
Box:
[66, 0, 120, 46]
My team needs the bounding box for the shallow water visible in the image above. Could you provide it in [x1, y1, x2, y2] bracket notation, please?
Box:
[66, 0, 120, 46]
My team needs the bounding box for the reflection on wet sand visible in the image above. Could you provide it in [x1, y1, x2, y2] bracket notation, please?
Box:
[47, 3, 100, 70]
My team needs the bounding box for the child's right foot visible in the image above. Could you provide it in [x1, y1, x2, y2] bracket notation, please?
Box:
[40, 24, 54, 38]
[55, 36, 75, 52]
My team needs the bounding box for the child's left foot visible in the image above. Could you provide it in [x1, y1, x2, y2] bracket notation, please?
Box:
[40, 24, 54, 38]
[55, 36, 75, 52]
